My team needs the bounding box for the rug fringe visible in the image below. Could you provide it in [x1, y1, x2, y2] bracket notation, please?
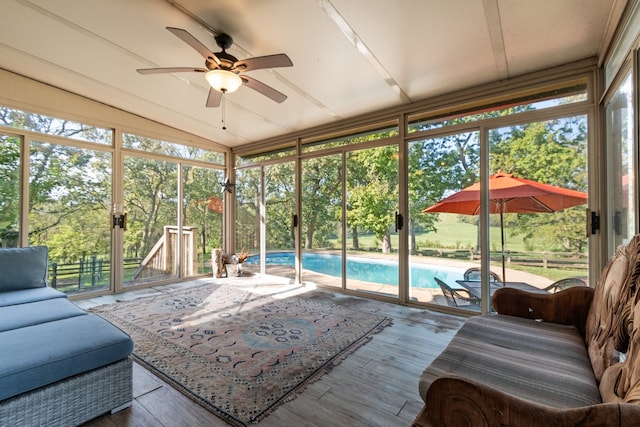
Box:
[130, 355, 249, 427]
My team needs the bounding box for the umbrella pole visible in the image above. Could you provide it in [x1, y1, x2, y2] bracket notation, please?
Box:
[500, 206, 506, 282]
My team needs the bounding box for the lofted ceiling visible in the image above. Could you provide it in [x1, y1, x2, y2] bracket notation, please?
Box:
[0, 0, 626, 148]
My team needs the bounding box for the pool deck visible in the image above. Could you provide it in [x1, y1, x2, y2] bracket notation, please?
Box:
[238, 252, 554, 306]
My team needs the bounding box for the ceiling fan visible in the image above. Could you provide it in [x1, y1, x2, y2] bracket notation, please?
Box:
[137, 27, 293, 107]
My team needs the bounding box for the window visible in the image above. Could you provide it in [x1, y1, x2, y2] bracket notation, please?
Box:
[606, 72, 636, 250]
[123, 133, 224, 164]
[407, 82, 588, 133]
[0, 107, 112, 144]
[301, 121, 398, 153]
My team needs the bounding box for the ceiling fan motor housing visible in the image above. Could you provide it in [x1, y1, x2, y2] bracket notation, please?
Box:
[215, 33, 233, 50]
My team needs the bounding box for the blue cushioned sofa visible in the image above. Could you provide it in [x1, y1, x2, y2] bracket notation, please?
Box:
[0, 246, 134, 426]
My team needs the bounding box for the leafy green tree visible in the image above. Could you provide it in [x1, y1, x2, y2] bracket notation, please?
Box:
[304, 127, 398, 251]
[234, 162, 297, 253]
[235, 167, 261, 252]
[408, 131, 479, 252]
[123, 153, 177, 259]
[28, 142, 111, 261]
[0, 108, 112, 259]
[347, 146, 398, 253]
[301, 155, 342, 249]
[265, 162, 295, 249]
[46, 210, 110, 262]
[183, 165, 224, 269]
[0, 135, 20, 246]
[0, 107, 111, 143]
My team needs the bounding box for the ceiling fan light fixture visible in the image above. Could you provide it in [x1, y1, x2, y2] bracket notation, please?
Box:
[205, 69, 242, 93]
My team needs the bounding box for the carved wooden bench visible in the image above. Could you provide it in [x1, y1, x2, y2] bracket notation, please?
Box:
[414, 234, 640, 427]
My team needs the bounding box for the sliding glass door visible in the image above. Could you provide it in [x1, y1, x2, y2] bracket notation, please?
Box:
[235, 162, 296, 277]
[301, 154, 343, 288]
[487, 115, 589, 292]
[413, 114, 590, 312]
[123, 156, 178, 287]
[183, 165, 224, 275]
[235, 167, 261, 272]
[606, 72, 636, 251]
[264, 161, 296, 275]
[345, 145, 399, 297]
[0, 106, 225, 295]
[407, 131, 480, 308]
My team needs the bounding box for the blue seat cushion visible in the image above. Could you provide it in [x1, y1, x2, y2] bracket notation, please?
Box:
[0, 287, 67, 307]
[0, 298, 87, 332]
[0, 246, 49, 292]
[0, 314, 134, 400]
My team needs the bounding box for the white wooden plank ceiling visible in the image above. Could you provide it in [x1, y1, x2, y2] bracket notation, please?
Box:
[0, 0, 624, 148]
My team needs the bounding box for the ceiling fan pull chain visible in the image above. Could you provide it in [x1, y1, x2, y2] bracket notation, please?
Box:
[221, 90, 227, 130]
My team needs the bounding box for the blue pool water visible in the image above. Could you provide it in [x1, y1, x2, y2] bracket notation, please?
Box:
[244, 252, 464, 289]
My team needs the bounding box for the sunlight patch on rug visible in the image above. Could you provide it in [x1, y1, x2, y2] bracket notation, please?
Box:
[90, 283, 391, 426]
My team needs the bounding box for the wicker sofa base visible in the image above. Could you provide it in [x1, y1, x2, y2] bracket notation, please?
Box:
[0, 357, 132, 427]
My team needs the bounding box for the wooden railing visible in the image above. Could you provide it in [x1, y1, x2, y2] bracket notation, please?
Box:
[132, 226, 197, 280]
[416, 247, 587, 273]
[50, 256, 107, 290]
[48, 226, 199, 292]
[49, 258, 140, 291]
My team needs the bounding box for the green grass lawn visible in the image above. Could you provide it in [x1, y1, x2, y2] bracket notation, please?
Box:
[344, 213, 529, 253]
[418, 213, 528, 252]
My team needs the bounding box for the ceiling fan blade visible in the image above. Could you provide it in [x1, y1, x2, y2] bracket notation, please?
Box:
[166, 27, 221, 67]
[206, 88, 222, 107]
[137, 67, 207, 74]
[233, 54, 293, 72]
[241, 76, 287, 103]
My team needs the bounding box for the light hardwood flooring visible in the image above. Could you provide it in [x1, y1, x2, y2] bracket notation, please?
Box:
[77, 276, 464, 427]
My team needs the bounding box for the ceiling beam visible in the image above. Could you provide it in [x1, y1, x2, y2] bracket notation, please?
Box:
[482, 0, 509, 79]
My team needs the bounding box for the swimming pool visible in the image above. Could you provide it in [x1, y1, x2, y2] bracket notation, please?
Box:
[244, 252, 464, 289]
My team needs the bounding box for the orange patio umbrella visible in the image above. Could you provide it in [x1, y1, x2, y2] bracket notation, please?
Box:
[423, 172, 588, 281]
[196, 195, 224, 214]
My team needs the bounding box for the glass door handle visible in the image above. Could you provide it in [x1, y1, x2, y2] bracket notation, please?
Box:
[395, 211, 403, 232]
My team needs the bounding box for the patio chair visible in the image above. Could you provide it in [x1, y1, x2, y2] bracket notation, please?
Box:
[463, 267, 501, 283]
[543, 277, 588, 293]
[435, 278, 481, 309]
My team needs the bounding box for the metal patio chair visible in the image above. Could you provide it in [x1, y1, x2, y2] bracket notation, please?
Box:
[435, 277, 481, 309]
[463, 267, 502, 283]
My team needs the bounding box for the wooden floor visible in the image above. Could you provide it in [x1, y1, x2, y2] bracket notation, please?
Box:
[78, 276, 464, 427]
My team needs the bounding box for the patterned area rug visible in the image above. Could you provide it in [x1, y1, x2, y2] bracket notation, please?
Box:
[90, 283, 391, 426]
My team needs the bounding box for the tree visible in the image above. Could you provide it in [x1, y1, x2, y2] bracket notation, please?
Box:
[183, 165, 224, 266]
[235, 167, 261, 252]
[346, 146, 398, 253]
[0, 135, 20, 246]
[123, 152, 177, 259]
[408, 131, 479, 252]
[301, 155, 342, 249]
[0, 108, 112, 258]
[28, 142, 112, 260]
[265, 162, 295, 249]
